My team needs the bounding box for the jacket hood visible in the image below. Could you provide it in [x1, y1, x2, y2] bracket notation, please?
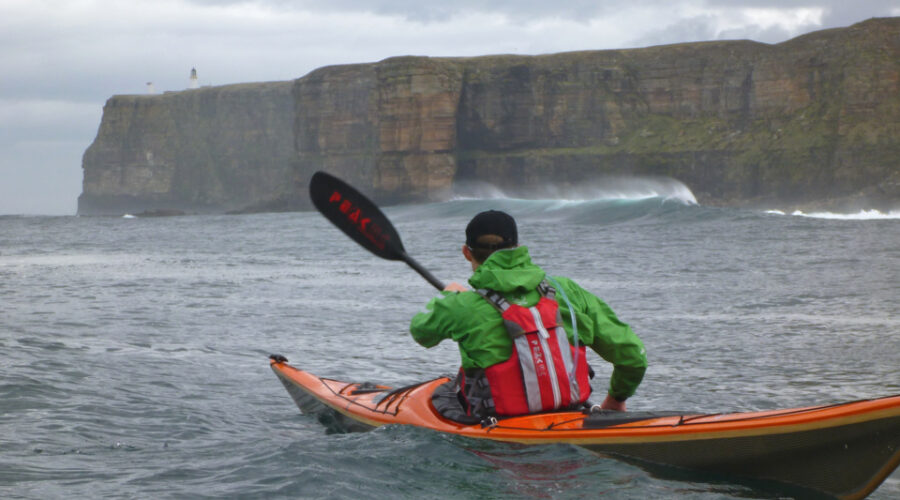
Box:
[468, 246, 545, 293]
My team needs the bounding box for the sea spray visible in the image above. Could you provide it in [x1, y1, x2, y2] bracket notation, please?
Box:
[451, 177, 698, 205]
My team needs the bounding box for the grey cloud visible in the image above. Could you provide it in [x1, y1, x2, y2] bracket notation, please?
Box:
[628, 0, 893, 48]
[631, 15, 721, 48]
[0, 100, 102, 144]
[701, 0, 896, 27]
[183, 0, 626, 22]
[819, 0, 898, 27]
[631, 14, 801, 49]
[717, 25, 797, 44]
[185, 0, 896, 26]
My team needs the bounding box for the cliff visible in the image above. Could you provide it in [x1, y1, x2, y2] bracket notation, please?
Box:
[80, 82, 295, 214]
[79, 18, 900, 215]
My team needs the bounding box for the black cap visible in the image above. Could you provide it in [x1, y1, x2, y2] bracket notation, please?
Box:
[465, 210, 517, 249]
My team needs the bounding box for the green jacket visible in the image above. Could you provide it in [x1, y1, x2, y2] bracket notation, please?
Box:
[410, 246, 647, 401]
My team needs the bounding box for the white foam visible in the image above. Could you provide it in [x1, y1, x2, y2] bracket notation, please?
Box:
[790, 210, 900, 220]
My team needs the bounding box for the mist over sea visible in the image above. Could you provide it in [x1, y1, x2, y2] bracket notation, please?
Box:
[2, 182, 898, 499]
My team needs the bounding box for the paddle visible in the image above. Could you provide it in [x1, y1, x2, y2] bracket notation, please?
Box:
[308, 171, 446, 291]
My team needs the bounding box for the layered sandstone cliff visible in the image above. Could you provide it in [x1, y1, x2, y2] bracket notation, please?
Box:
[79, 18, 900, 215]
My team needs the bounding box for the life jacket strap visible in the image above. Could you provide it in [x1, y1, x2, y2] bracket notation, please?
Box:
[537, 279, 555, 299]
[456, 367, 495, 417]
[476, 279, 556, 311]
[475, 288, 510, 312]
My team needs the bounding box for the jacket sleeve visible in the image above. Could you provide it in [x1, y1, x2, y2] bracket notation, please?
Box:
[409, 291, 456, 348]
[554, 277, 647, 401]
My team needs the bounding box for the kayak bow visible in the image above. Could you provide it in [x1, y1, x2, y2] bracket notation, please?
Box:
[270, 357, 900, 499]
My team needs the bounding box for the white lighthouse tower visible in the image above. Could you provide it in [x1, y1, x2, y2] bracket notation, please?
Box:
[189, 68, 199, 89]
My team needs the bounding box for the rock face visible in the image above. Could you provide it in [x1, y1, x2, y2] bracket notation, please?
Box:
[79, 18, 900, 214]
[292, 57, 464, 204]
[80, 82, 295, 214]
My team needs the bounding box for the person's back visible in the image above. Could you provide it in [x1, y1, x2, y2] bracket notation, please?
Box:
[410, 210, 647, 418]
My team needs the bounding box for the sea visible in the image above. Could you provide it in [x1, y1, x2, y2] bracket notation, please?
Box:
[2, 180, 899, 499]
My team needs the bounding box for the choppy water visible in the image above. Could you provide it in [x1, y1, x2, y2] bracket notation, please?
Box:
[2, 194, 899, 499]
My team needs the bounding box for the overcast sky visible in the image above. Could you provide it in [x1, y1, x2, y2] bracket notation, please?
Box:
[1, 0, 897, 215]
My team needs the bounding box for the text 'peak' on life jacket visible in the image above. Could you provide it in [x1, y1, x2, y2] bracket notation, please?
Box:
[459, 280, 592, 417]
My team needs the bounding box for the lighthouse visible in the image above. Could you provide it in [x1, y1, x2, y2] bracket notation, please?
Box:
[189, 68, 199, 89]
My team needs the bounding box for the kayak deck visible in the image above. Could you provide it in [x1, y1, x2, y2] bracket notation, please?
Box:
[270, 357, 900, 499]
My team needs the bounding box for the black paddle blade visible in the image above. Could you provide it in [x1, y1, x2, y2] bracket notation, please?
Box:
[309, 171, 405, 261]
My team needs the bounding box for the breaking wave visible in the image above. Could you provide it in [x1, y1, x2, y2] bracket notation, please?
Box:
[451, 177, 698, 205]
[389, 177, 700, 226]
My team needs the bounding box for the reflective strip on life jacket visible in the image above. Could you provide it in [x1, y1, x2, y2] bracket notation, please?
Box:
[533, 280, 579, 405]
[554, 322, 580, 403]
[513, 332, 543, 412]
[528, 305, 562, 409]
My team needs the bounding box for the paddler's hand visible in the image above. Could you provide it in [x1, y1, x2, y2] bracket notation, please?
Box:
[600, 394, 627, 412]
[443, 282, 468, 293]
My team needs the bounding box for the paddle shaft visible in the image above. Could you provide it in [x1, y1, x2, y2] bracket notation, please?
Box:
[401, 253, 445, 291]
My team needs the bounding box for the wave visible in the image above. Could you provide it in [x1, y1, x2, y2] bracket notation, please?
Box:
[765, 209, 900, 220]
[389, 178, 700, 226]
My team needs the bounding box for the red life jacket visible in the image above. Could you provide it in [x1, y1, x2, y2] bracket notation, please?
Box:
[459, 281, 592, 417]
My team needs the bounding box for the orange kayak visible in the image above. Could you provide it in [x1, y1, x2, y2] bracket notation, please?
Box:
[270, 356, 900, 499]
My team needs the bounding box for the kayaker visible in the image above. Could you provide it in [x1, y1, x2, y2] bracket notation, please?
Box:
[410, 210, 647, 418]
